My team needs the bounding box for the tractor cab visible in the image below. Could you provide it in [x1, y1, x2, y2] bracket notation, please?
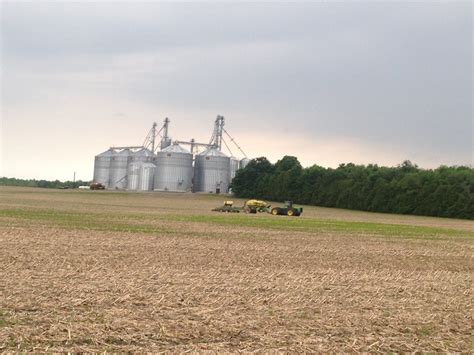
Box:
[271, 201, 303, 217]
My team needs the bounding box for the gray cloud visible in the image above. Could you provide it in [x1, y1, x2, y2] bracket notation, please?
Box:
[1, 1, 472, 180]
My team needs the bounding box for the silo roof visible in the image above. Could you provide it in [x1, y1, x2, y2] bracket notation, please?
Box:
[134, 148, 155, 156]
[97, 149, 116, 157]
[198, 147, 228, 157]
[117, 148, 131, 156]
[161, 143, 191, 154]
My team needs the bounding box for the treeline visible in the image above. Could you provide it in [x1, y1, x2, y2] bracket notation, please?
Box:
[232, 157, 474, 220]
[0, 177, 89, 189]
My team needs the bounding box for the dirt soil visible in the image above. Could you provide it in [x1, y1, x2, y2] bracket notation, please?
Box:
[0, 187, 472, 352]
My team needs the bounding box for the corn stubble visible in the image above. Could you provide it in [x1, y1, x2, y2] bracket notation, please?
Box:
[0, 187, 472, 352]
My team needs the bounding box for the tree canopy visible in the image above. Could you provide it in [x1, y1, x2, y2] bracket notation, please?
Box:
[232, 156, 474, 220]
[0, 177, 89, 189]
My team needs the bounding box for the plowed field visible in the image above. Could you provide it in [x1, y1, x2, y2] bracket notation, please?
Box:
[0, 187, 472, 352]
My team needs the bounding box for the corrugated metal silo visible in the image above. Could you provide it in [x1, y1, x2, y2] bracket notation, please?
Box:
[194, 148, 230, 193]
[229, 157, 240, 180]
[127, 148, 157, 190]
[109, 148, 131, 189]
[93, 149, 115, 188]
[239, 158, 251, 170]
[154, 143, 193, 192]
[127, 162, 141, 190]
[138, 162, 156, 191]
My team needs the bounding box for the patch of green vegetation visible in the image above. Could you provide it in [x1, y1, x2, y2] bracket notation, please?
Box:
[70, 190, 146, 198]
[0, 208, 174, 235]
[0, 207, 471, 239]
[416, 324, 434, 337]
[0, 313, 11, 328]
[166, 214, 473, 239]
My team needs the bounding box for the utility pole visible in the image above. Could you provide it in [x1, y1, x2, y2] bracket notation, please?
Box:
[73, 171, 76, 188]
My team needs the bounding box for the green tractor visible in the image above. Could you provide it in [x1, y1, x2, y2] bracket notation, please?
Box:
[270, 201, 303, 217]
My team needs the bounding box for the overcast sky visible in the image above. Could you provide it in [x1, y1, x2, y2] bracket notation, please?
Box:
[1, 1, 472, 181]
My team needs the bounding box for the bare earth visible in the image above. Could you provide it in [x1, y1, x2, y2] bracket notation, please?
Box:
[0, 187, 472, 352]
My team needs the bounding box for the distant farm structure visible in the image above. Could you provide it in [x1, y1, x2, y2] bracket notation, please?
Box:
[93, 116, 250, 193]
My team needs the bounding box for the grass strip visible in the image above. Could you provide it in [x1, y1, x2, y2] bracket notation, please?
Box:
[0, 208, 174, 235]
[166, 214, 473, 238]
[0, 208, 471, 239]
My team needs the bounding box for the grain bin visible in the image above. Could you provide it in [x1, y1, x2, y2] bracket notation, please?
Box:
[127, 162, 141, 190]
[138, 162, 156, 191]
[194, 147, 230, 193]
[93, 149, 115, 188]
[109, 148, 131, 189]
[154, 143, 193, 192]
[230, 157, 240, 180]
[126, 148, 157, 190]
[239, 158, 251, 170]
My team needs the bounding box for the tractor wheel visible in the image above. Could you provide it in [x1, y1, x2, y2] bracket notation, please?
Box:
[287, 209, 294, 216]
[271, 208, 279, 215]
